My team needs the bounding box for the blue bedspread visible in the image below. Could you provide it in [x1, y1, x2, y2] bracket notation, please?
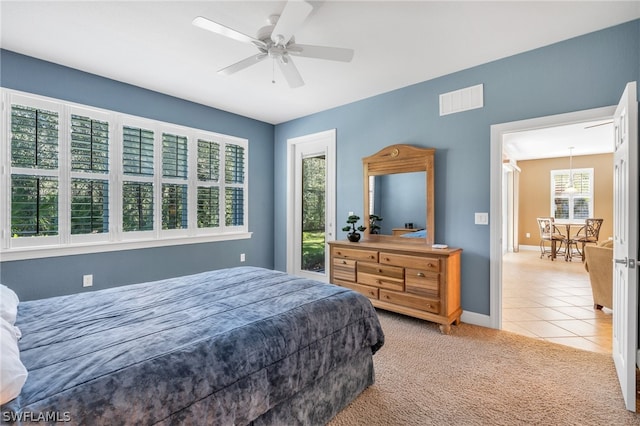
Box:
[1, 267, 384, 425]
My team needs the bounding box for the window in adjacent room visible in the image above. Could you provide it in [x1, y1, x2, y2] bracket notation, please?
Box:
[550, 168, 594, 222]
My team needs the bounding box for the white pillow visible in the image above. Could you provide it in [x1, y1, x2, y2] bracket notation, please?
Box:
[0, 284, 19, 325]
[0, 318, 28, 405]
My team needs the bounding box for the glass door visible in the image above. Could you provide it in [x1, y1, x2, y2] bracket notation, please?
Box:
[301, 154, 326, 273]
[287, 130, 335, 282]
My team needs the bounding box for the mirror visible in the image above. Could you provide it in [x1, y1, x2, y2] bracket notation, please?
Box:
[369, 173, 426, 235]
[363, 144, 434, 245]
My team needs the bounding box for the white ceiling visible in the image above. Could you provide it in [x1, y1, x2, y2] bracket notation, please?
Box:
[2, 1, 639, 128]
[503, 119, 615, 161]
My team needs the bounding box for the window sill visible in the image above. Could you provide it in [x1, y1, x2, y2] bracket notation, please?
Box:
[0, 232, 253, 262]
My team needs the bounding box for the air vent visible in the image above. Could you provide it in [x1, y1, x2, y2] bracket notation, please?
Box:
[439, 84, 484, 116]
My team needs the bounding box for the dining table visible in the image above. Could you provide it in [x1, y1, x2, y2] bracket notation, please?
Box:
[559, 221, 586, 261]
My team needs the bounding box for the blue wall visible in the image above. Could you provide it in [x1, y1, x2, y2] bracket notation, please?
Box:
[2, 19, 639, 312]
[273, 20, 640, 316]
[0, 50, 275, 301]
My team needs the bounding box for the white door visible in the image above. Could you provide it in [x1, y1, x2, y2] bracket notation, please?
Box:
[286, 130, 336, 282]
[612, 81, 638, 412]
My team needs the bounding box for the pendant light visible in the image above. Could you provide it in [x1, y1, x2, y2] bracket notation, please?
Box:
[564, 146, 578, 194]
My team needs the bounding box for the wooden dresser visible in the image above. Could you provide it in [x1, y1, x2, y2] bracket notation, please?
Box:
[329, 238, 462, 334]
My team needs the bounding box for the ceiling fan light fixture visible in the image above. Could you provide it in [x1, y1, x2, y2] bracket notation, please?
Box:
[564, 181, 578, 194]
[194, 0, 353, 88]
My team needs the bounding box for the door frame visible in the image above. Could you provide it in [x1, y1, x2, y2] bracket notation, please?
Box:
[489, 105, 616, 329]
[286, 129, 336, 281]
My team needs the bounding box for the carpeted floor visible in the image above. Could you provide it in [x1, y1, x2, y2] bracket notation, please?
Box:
[329, 310, 639, 425]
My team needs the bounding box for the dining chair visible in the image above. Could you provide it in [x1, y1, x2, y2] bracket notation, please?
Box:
[536, 217, 565, 260]
[570, 218, 604, 262]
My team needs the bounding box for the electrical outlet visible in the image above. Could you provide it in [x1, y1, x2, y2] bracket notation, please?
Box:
[348, 211, 354, 216]
[240, 253, 246, 262]
[83, 274, 93, 287]
[526, 232, 531, 238]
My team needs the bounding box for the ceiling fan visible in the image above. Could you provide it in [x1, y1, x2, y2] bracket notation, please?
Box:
[192, 1, 354, 88]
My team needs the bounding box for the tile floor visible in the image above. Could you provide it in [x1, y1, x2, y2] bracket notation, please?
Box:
[502, 248, 612, 354]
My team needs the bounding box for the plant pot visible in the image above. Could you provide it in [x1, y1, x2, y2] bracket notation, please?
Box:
[347, 232, 361, 242]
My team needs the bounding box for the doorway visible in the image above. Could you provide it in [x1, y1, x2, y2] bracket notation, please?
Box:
[500, 114, 615, 352]
[286, 129, 336, 282]
[489, 106, 616, 335]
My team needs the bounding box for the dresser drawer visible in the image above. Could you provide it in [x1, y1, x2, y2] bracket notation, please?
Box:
[333, 258, 356, 282]
[379, 289, 440, 314]
[358, 272, 404, 291]
[379, 252, 440, 272]
[337, 281, 379, 300]
[357, 262, 404, 279]
[405, 268, 439, 297]
[332, 247, 378, 262]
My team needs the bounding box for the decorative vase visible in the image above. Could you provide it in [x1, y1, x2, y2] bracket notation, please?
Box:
[347, 232, 361, 242]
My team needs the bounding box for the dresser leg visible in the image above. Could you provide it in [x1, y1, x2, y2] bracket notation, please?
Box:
[439, 324, 452, 334]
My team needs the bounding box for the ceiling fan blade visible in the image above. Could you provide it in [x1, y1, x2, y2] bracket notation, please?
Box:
[193, 16, 266, 49]
[288, 44, 354, 62]
[271, 1, 313, 46]
[218, 53, 268, 76]
[277, 55, 304, 88]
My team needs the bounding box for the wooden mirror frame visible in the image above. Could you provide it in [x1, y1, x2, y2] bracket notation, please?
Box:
[363, 144, 435, 245]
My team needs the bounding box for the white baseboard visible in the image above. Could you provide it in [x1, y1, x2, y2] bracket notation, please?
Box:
[461, 310, 494, 328]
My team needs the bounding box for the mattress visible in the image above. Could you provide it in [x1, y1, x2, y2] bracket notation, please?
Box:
[1, 266, 384, 425]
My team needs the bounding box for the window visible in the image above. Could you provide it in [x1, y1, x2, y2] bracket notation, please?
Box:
[11, 176, 58, 237]
[161, 132, 188, 230]
[122, 124, 155, 234]
[70, 112, 110, 237]
[224, 144, 245, 227]
[197, 139, 220, 229]
[1, 89, 250, 260]
[550, 168, 594, 222]
[70, 179, 108, 234]
[9, 103, 60, 240]
[122, 182, 154, 232]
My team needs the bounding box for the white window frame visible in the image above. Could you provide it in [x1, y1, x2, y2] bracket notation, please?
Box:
[0, 89, 251, 261]
[550, 167, 594, 223]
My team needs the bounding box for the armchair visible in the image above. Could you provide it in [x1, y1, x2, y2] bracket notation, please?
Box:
[583, 240, 613, 310]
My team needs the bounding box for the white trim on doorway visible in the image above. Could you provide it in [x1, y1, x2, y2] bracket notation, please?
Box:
[286, 129, 336, 282]
[489, 106, 616, 329]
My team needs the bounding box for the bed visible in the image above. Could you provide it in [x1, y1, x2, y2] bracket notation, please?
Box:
[0, 266, 384, 425]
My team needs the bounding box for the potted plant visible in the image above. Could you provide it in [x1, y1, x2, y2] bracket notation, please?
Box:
[342, 214, 366, 242]
[369, 214, 383, 234]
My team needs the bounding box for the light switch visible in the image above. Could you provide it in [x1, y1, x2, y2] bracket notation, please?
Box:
[474, 212, 489, 225]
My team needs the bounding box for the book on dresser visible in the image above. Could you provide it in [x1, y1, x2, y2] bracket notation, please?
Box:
[328, 238, 462, 334]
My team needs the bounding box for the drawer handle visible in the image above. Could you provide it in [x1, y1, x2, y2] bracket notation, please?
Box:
[385, 257, 390, 261]
[428, 263, 435, 268]
[416, 272, 425, 277]
[342, 260, 347, 265]
[378, 268, 383, 273]
[370, 255, 375, 259]
[426, 304, 433, 309]
[337, 251, 341, 255]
